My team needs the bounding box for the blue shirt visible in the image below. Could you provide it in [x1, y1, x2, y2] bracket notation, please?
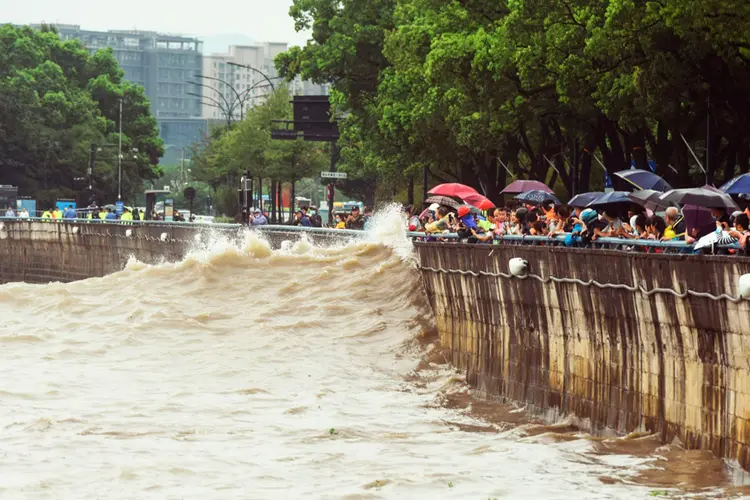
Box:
[299, 216, 311, 227]
[105, 212, 117, 220]
[63, 209, 77, 219]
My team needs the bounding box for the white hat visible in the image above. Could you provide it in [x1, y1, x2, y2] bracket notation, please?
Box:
[429, 203, 440, 212]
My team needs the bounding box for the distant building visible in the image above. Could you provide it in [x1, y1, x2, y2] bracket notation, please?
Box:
[35, 24, 207, 162]
[201, 43, 330, 122]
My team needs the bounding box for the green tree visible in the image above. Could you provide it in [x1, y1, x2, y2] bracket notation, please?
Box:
[0, 24, 163, 208]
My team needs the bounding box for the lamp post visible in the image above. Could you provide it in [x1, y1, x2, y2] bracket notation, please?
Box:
[118, 98, 123, 200]
[226, 62, 282, 93]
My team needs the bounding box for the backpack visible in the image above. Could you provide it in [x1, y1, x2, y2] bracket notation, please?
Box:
[310, 214, 323, 227]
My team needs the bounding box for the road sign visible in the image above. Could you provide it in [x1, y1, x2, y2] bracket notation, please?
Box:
[321, 172, 347, 179]
[115, 200, 124, 215]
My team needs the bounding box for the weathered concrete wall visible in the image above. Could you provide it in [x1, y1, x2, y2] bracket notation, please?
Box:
[416, 242, 750, 469]
[0, 220, 353, 284]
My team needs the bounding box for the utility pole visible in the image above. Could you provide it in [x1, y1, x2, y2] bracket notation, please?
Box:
[88, 144, 96, 191]
[117, 98, 123, 200]
[180, 148, 185, 185]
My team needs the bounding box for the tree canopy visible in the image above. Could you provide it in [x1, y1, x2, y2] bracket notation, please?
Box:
[276, 0, 750, 203]
[0, 24, 163, 207]
[190, 85, 329, 216]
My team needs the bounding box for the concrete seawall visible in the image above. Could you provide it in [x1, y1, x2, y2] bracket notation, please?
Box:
[0, 220, 355, 284]
[415, 242, 750, 469]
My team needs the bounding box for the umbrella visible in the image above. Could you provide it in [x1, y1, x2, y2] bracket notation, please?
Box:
[683, 204, 716, 240]
[424, 195, 461, 209]
[568, 192, 603, 208]
[658, 187, 739, 211]
[720, 173, 750, 195]
[429, 183, 480, 198]
[104, 204, 116, 210]
[514, 190, 560, 205]
[614, 169, 673, 192]
[588, 191, 631, 207]
[501, 180, 553, 195]
[694, 231, 738, 251]
[627, 189, 673, 212]
[462, 193, 494, 209]
[478, 198, 496, 211]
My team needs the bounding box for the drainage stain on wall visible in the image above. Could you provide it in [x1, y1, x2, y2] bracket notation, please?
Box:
[416, 242, 750, 470]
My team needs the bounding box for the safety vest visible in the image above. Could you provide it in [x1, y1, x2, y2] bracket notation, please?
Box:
[41, 211, 52, 219]
[121, 212, 133, 221]
[98, 211, 107, 220]
[139, 212, 144, 221]
[52, 210, 62, 219]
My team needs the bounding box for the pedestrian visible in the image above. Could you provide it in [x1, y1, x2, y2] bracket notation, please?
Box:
[105, 208, 117, 220]
[4, 206, 15, 217]
[345, 206, 365, 230]
[63, 205, 77, 219]
[52, 206, 62, 219]
[251, 208, 268, 226]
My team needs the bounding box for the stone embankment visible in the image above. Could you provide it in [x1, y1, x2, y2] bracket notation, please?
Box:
[416, 242, 750, 470]
[0, 219, 353, 284]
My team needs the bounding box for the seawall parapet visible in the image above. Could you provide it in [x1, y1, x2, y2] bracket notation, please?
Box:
[0, 219, 358, 284]
[415, 242, 750, 470]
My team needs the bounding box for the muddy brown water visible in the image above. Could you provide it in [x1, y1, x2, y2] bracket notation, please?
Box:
[0, 212, 747, 499]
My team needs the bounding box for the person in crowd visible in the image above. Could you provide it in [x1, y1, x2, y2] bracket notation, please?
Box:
[19, 208, 29, 218]
[335, 213, 347, 229]
[63, 205, 77, 219]
[662, 207, 686, 240]
[4, 206, 15, 217]
[405, 205, 422, 232]
[710, 207, 731, 231]
[98, 207, 108, 220]
[250, 208, 268, 226]
[424, 206, 453, 234]
[646, 216, 667, 240]
[345, 206, 365, 230]
[729, 214, 750, 255]
[105, 208, 117, 221]
[508, 208, 527, 235]
[151, 210, 161, 221]
[120, 207, 133, 222]
[52, 206, 63, 219]
[308, 206, 323, 228]
[132, 208, 140, 221]
[41, 208, 53, 219]
[293, 209, 311, 227]
[548, 205, 573, 236]
[173, 210, 185, 222]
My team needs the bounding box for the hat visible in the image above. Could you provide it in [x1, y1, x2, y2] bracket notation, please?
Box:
[457, 206, 470, 218]
[580, 208, 598, 225]
[351, 206, 360, 211]
[428, 203, 440, 212]
[254, 209, 261, 213]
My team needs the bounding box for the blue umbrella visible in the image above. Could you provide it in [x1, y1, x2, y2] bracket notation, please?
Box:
[514, 190, 560, 205]
[568, 192, 603, 208]
[588, 191, 632, 208]
[614, 169, 673, 192]
[720, 173, 750, 195]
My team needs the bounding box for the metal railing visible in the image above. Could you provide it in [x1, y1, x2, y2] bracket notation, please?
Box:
[0, 217, 743, 254]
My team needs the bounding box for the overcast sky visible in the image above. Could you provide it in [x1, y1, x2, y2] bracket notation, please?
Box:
[3, 0, 310, 48]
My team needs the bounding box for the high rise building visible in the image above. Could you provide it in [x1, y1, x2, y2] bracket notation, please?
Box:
[201, 43, 330, 122]
[35, 24, 207, 162]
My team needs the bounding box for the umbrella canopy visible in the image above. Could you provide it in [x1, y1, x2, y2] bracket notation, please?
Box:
[720, 173, 750, 195]
[424, 195, 461, 209]
[658, 187, 739, 211]
[501, 180, 553, 194]
[627, 189, 672, 212]
[614, 169, 673, 192]
[461, 192, 494, 209]
[514, 190, 560, 206]
[683, 204, 716, 239]
[694, 231, 738, 251]
[568, 192, 603, 208]
[478, 198, 496, 211]
[104, 204, 116, 210]
[588, 191, 631, 208]
[429, 183, 479, 198]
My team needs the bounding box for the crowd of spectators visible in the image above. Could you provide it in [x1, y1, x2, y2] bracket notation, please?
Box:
[405, 200, 750, 255]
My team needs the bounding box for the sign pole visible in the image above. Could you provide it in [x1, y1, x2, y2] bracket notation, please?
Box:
[328, 141, 336, 227]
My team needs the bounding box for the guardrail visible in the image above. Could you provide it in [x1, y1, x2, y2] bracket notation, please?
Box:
[0, 217, 743, 254]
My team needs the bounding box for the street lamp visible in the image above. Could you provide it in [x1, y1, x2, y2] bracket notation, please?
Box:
[194, 74, 245, 120]
[226, 62, 282, 92]
[118, 98, 123, 200]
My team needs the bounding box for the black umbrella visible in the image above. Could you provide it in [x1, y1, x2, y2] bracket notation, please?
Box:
[614, 169, 673, 192]
[627, 189, 673, 212]
[514, 190, 560, 206]
[424, 195, 461, 209]
[568, 192, 603, 208]
[588, 191, 631, 207]
[658, 188, 739, 211]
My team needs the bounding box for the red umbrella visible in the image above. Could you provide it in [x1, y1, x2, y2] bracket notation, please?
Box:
[501, 180, 553, 195]
[428, 183, 480, 198]
[478, 198, 495, 211]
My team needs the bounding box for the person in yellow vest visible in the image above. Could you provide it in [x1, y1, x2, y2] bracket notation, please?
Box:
[52, 207, 62, 219]
[98, 209, 107, 220]
[41, 208, 52, 219]
[139, 210, 145, 221]
[120, 207, 133, 222]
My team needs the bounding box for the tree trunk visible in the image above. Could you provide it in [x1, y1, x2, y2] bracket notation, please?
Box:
[407, 175, 414, 206]
[289, 180, 296, 223]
